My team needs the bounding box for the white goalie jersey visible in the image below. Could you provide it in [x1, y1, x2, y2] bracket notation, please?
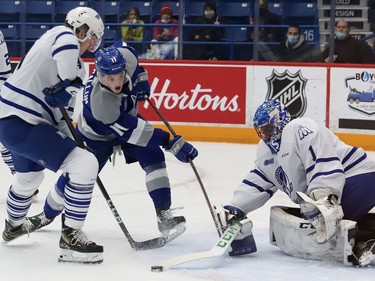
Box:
[231, 117, 375, 214]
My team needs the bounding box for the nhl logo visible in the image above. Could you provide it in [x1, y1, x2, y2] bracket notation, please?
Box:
[265, 70, 307, 119]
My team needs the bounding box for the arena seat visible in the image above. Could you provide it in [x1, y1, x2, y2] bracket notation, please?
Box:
[25, 1, 55, 23]
[56, 1, 89, 23]
[282, 2, 318, 25]
[219, 1, 252, 25]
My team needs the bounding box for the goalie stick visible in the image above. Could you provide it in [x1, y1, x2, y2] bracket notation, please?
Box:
[151, 218, 250, 271]
[59, 107, 166, 250]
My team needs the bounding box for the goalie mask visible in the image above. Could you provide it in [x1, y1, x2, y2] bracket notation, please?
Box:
[95, 46, 129, 94]
[253, 100, 291, 153]
[65, 7, 104, 52]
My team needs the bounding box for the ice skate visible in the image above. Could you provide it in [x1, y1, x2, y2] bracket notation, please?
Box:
[2, 218, 41, 242]
[156, 208, 186, 242]
[32, 189, 39, 203]
[58, 215, 103, 264]
[28, 211, 54, 231]
[354, 239, 375, 266]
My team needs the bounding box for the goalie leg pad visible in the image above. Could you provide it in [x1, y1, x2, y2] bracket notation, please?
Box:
[270, 205, 357, 265]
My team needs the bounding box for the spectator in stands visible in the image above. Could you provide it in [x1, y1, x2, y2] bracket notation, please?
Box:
[248, 0, 282, 43]
[322, 19, 375, 64]
[121, 7, 144, 42]
[184, 1, 222, 60]
[121, 6, 144, 55]
[274, 24, 323, 62]
[149, 4, 178, 59]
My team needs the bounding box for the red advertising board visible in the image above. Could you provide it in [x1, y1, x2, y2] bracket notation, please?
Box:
[140, 64, 247, 124]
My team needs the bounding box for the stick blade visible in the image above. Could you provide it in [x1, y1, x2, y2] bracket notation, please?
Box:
[132, 237, 167, 251]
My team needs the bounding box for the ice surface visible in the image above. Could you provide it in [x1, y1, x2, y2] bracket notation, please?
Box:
[0, 142, 374, 280]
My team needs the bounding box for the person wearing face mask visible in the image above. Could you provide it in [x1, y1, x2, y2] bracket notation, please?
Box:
[149, 4, 179, 59]
[184, 1, 223, 60]
[275, 24, 323, 62]
[322, 19, 375, 64]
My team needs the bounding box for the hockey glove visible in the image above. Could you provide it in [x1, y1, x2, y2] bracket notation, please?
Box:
[134, 67, 150, 101]
[216, 205, 257, 256]
[217, 204, 247, 231]
[163, 135, 198, 163]
[43, 78, 83, 107]
[297, 190, 344, 244]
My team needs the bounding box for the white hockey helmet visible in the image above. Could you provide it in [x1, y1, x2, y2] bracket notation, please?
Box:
[65, 7, 104, 51]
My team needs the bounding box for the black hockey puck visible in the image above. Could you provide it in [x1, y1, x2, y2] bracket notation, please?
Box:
[151, 265, 164, 272]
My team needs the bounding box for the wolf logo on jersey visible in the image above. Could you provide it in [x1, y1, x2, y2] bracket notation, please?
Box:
[275, 166, 293, 197]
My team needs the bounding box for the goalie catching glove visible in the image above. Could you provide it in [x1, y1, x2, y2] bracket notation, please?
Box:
[43, 78, 83, 107]
[297, 189, 344, 244]
[216, 205, 257, 256]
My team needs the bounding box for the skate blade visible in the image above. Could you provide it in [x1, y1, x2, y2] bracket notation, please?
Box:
[58, 249, 103, 264]
[163, 222, 186, 243]
[358, 251, 375, 267]
[2, 233, 31, 244]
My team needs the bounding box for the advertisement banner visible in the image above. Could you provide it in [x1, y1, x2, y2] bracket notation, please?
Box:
[140, 63, 247, 125]
[251, 65, 327, 125]
[329, 67, 375, 133]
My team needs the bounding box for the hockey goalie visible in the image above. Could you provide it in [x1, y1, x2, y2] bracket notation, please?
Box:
[218, 100, 375, 267]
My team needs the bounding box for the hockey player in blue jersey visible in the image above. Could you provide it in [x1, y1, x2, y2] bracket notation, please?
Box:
[29, 42, 198, 242]
[218, 99, 375, 266]
[0, 7, 105, 263]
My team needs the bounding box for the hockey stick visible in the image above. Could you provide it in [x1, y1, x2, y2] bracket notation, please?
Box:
[59, 107, 166, 250]
[151, 219, 248, 271]
[146, 97, 222, 237]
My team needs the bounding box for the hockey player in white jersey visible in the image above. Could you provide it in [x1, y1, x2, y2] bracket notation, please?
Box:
[0, 30, 39, 201]
[28, 42, 198, 242]
[0, 30, 16, 174]
[0, 7, 105, 264]
[0, 30, 11, 89]
[218, 99, 375, 266]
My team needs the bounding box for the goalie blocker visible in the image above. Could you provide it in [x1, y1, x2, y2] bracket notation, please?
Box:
[269, 205, 357, 266]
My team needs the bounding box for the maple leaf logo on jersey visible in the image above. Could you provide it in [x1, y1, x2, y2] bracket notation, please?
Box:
[266, 70, 307, 119]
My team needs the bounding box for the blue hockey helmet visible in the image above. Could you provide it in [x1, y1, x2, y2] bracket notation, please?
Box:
[95, 46, 126, 76]
[253, 100, 291, 147]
